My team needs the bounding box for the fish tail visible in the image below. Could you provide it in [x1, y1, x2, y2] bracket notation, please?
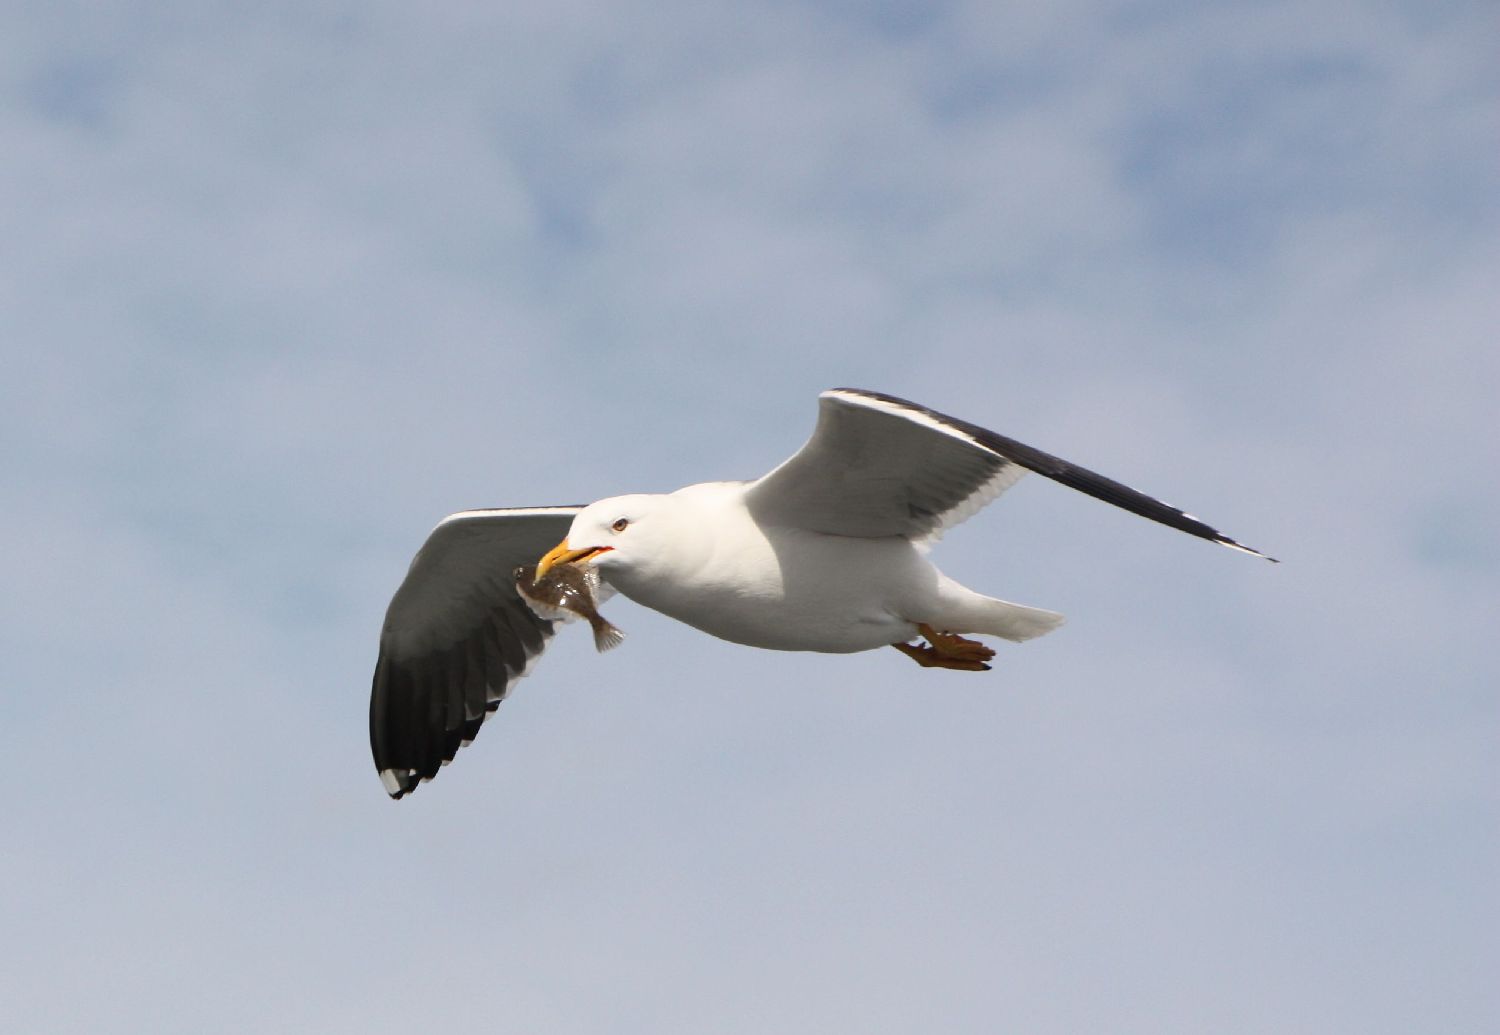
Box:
[590, 617, 626, 653]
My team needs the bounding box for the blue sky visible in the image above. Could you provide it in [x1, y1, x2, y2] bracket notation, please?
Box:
[3, 1, 1496, 1031]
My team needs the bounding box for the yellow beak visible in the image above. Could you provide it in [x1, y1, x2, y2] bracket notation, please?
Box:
[534, 539, 610, 580]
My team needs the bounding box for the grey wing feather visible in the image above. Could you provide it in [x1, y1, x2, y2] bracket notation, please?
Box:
[745, 390, 1027, 541]
[746, 388, 1274, 560]
[369, 507, 581, 799]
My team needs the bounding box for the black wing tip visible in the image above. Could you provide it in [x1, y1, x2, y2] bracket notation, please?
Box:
[1218, 537, 1280, 563]
[379, 767, 417, 799]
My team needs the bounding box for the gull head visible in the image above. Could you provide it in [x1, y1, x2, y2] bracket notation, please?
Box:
[535, 493, 672, 582]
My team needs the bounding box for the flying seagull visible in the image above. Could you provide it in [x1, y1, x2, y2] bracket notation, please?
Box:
[370, 388, 1273, 798]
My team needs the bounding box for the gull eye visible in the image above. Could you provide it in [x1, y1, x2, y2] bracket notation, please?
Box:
[611, 517, 629, 533]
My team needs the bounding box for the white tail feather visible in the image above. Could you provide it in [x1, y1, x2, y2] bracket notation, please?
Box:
[977, 599, 1066, 643]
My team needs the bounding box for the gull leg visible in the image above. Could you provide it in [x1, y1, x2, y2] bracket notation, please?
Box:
[890, 624, 995, 672]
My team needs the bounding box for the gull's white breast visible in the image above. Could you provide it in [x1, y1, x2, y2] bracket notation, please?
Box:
[601, 482, 934, 653]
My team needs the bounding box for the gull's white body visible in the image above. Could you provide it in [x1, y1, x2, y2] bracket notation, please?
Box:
[369, 388, 1272, 798]
[582, 481, 1061, 653]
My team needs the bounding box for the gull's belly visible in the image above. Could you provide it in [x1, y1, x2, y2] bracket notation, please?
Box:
[611, 529, 933, 653]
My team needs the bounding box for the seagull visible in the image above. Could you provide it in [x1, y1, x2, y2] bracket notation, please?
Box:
[370, 388, 1273, 798]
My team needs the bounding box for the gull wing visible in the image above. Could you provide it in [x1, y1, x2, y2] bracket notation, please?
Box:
[370, 507, 581, 799]
[746, 388, 1273, 559]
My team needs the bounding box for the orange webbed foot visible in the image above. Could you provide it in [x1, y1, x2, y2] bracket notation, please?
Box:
[890, 624, 995, 671]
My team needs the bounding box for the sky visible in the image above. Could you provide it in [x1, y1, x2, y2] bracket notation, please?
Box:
[3, 0, 1496, 1031]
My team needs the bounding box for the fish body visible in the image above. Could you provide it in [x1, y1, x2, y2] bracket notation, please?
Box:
[514, 562, 625, 652]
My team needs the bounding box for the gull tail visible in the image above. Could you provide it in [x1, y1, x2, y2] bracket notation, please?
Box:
[928, 579, 1066, 643]
[976, 598, 1066, 642]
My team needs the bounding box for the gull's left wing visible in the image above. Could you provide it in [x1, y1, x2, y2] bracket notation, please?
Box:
[370, 507, 581, 799]
[746, 388, 1274, 559]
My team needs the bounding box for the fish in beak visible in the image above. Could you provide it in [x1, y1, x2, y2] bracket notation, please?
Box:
[534, 539, 612, 581]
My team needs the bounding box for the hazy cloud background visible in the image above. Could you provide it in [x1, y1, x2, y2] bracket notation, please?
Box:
[3, 1, 1495, 1031]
